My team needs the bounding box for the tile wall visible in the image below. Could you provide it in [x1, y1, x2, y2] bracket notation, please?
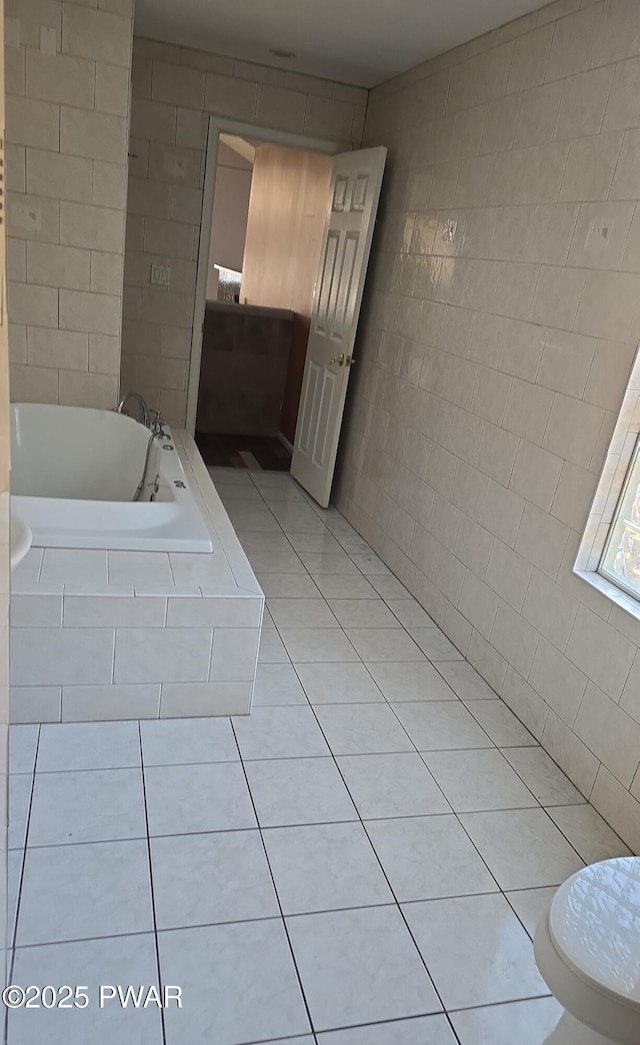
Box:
[334, 0, 640, 850]
[9, 573, 262, 722]
[120, 38, 367, 427]
[5, 0, 134, 409]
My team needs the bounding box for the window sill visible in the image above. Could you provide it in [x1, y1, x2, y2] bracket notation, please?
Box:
[573, 568, 640, 625]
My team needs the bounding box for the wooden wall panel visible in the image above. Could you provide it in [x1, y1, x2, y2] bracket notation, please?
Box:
[241, 144, 332, 443]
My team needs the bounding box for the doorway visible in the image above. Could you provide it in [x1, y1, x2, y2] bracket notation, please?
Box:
[187, 118, 340, 473]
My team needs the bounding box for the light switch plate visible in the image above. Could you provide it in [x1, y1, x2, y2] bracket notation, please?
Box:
[150, 263, 170, 288]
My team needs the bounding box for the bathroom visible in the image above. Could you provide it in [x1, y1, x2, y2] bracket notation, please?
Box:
[2, 0, 640, 1041]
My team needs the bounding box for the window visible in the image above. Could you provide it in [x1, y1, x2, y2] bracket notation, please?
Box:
[214, 264, 242, 303]
[600, 435, 640, 600]
[573, 346, 640, 620]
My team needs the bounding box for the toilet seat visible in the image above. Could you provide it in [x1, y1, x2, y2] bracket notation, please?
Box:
[534, 857, 640, 1045]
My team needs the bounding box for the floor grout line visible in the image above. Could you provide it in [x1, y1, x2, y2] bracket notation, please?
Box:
[252, 475, 476, 1020]
[8, 742, 38, 968]
[243, 481, 576, 1037]
[222, 477, 555, 1037]
[136, 720, 167, 1045]
[7, 473, 616, 1042]
[291, 670, 457, 1030]
[4, 725, 41, 1045]
[229, 715, 317, 1041]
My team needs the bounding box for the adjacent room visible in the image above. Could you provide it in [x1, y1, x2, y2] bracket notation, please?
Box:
[3, 0, 640, 1042]
[193, 132, 334, 471]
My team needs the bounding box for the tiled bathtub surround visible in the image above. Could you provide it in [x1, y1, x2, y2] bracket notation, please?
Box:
[5, 0, 135, 408]
[9, 434, 263, 722]
[333, 0, 640, 852]
[120, 38, 367, 427]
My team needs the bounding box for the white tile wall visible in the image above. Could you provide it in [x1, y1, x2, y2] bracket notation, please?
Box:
[334, 0, 640, 850]
[10, 583, 262, 720]
[9, 686, 61, 724]
[62, 684, 161, 722]
[10, 627, 116, 686]
[5, 0, 134, 404]
[159, 681, 253, 717]
[114, 627, 213, 684]
[120, 37, 367, 426]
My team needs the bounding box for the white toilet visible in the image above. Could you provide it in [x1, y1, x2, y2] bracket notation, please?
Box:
[534, 857, 640, 1044]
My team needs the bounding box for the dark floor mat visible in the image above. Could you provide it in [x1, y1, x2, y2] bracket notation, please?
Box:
[196, 432, 292, 471]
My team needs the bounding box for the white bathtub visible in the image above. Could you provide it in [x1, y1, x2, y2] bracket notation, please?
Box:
[10, 404, 214, 552]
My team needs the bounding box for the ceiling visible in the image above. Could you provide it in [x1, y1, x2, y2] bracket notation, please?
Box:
[135, 0, 548, 88]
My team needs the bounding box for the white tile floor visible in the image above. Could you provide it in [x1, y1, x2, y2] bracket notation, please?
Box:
[6, 467, 634, 1045]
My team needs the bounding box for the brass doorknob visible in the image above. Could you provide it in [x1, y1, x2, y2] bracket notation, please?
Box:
[329, 353, 346, 366]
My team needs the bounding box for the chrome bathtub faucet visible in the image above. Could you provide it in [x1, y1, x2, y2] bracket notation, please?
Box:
[117, 394, 168, 502]
[150, 409, 168, 440]
[116, 392, 152, 429]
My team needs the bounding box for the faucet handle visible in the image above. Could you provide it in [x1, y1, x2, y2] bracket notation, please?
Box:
[151, 410, 167, 437]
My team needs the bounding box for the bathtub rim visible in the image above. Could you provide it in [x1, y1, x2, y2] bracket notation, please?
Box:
[11, 424, 263, 604]
[10, 403, 214, 554]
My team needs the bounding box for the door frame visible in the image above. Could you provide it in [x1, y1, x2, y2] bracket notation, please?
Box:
[185, 116, 344, 436]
